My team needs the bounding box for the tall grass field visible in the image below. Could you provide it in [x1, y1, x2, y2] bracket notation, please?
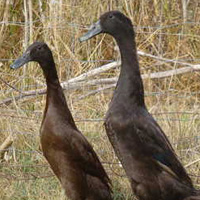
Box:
[0, 0, 199, 199]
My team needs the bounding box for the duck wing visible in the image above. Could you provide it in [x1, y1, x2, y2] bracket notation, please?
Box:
[70, 129, 111, 188]
[132, 108, 192, 186]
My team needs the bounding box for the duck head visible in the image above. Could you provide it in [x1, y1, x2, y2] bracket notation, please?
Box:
[79, 10, 134, 42]
[10, 42, 53, 69]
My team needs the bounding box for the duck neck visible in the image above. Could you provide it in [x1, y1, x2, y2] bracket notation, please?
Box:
[40, 60, 61, 90]
[40, 60, 76, 127]
[114, 34, 145, 107]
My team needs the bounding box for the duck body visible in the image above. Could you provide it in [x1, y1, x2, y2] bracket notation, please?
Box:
[11, 42, 112, 200]
[80, 11, 198, 200]
[41, 83, 112, 200]
[105, 99, 196, 200]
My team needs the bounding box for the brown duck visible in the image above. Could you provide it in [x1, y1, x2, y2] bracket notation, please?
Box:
[80, 11, 200, 200]
[10, 42, 112, 200]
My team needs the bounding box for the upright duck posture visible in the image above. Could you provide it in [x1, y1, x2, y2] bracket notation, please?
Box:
[11, 42, 112, 200]
[80, 11, 199, 200]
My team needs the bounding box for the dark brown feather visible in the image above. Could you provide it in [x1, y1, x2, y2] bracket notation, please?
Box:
[80, 11, 198, 200]
[11, 42, 112, 200]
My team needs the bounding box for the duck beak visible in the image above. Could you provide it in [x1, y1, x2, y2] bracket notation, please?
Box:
[10, 51, 31, 69]
[79, 20, 102, 42]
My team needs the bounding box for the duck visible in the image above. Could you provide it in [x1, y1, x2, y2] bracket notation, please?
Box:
[10, 42, 112, 200]
[80, 11, 200, 200]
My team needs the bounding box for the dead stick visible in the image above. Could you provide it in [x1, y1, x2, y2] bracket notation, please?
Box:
[1, 59, 200, 106]
[0, 135, 13, 160]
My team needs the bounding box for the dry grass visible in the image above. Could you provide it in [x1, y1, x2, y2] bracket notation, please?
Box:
[0, 0, 200, 199]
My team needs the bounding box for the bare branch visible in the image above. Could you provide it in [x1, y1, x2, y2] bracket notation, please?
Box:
[1, 52, 200, 106]
[0, 78, 117, 106]
[185, 158, 200, 168]
[68, 61, 120, 83]
[138, 50, 195, 67]
[141, 65, 200, 79]
[0, 135, 13, 160]
[77, 84, 116, 100]
[0, 77, 24, 94]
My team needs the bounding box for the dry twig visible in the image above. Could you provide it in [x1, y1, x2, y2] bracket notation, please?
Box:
[1, 51, 200, 106]
[0, 135, 13, 160]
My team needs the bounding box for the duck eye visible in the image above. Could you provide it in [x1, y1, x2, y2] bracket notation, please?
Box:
[109, 15, 114, 19]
